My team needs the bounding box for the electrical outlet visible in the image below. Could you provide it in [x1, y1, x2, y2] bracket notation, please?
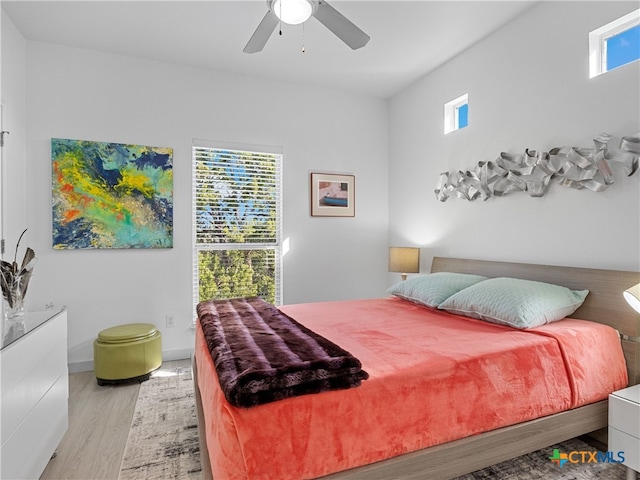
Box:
[165, 314, 175, 328]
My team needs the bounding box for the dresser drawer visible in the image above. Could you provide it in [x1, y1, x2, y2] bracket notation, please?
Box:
[609, 426, 640, 472]
[0, 341, 67, 444]
[609, 393, 640, 438]
[0, 309, 68, 480]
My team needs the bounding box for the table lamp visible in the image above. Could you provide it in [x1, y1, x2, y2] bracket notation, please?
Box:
[389, 247, 420, 281]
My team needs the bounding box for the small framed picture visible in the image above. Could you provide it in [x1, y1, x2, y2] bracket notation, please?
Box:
[310, 173, 355, 217]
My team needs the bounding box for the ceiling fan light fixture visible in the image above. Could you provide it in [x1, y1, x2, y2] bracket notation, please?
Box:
[272, 0, 314, 25]
[245, 0, 369, 54]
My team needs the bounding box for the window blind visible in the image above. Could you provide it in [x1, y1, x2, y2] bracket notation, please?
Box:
[192, 143, 282, 310]
[194, 147, 281, 245]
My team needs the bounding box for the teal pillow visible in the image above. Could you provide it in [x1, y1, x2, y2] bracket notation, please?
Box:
[387, 272, 487, 308]
[438, 277, 589, 328]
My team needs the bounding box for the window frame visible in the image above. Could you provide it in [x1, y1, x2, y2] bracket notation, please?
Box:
[192, 140, 283, 319]
[444, 93, 469, 134]
[589, 9, 640, 78]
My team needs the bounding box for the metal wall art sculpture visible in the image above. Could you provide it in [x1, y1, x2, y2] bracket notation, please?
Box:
[435, 133, 640, 202]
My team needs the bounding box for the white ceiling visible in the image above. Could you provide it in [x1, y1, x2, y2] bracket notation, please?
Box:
[1, 0, 537, 99]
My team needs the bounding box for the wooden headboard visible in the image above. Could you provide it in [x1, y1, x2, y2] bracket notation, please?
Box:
[431, 257, 640, 385]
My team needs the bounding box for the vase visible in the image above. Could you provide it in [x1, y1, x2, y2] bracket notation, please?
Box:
[3, 290, 25, 323]
[2, 291, 26, 344]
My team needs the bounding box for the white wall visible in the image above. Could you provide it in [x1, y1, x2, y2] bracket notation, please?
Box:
[2, 34, 388, 370]
[5, 1, 640, 371]
[389, 1, 640, 273]
[0, 11, 27, 253]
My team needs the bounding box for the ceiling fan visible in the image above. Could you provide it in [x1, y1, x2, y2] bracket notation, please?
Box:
[244, 0, 370, 54]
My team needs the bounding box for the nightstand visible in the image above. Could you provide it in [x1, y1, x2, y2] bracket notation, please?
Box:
[609, 384, 640, 480]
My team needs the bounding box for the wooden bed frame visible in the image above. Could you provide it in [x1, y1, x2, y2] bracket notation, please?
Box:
[192, 257, 640, 480]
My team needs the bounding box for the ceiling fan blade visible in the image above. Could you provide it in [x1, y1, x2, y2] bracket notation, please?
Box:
[313, 1, 370, 50]
[244, 10, 279, 54]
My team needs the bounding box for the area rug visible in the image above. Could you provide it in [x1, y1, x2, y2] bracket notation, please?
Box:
[456, 437, 629, 479]
[119, 363, 201, 480]
[120, 363, 629, 480]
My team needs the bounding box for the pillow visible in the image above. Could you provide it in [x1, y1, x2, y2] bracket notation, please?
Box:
[438, 277, 589, 329]
[387, 272, 488, 308]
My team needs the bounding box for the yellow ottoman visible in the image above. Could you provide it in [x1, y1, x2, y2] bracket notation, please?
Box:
[94, 323, 162, 385]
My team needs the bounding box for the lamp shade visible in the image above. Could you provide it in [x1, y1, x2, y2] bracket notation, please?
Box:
[389, 247, 420, 278]
[624, 283, 640, 313]
[272, 0, 314, 25]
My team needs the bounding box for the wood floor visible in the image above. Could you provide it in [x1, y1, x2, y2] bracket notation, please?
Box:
[40, 359, 189, 480]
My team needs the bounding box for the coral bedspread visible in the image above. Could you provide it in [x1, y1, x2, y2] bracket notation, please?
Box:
[194, 297, 628, 480]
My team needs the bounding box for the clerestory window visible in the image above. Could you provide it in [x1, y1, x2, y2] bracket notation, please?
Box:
[589, 9, 640, 78]
[444, 93, 469, 134]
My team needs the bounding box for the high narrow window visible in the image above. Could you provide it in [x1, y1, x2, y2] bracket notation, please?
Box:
[444, 93, 469, 134]
[457, 103, 469, 129]
[607, 24, 640, 70]
[193, 142, 282, 310]
[589, 9, 640, 78]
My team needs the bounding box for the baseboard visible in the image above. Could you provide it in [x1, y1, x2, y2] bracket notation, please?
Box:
[162, 348, 194, 362]
[68, 348, 194, 374]
[69, 360, 94, 374]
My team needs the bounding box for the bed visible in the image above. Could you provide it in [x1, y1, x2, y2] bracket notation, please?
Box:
[192, 257, 640, 480]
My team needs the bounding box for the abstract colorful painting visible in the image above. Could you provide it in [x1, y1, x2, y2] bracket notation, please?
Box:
[52, 138, 173, 249]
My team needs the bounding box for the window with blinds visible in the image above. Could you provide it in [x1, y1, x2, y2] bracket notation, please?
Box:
[193, 143, 282, 308]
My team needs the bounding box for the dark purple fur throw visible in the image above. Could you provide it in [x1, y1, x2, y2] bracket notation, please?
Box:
[197, 297, 369, 408]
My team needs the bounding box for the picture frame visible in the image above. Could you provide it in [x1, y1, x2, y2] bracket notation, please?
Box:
[310, 173, 355, 217]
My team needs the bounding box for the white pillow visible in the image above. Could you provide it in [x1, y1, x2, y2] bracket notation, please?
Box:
[387, 272, 488, 308]
[438, 277, 589, 328]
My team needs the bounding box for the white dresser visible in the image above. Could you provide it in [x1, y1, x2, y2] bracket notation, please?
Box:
[0, 309, 68, 480]
[609, 383, 640, 480]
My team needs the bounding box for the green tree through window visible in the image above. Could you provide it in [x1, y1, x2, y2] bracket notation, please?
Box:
[193, 145, 282, 305]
